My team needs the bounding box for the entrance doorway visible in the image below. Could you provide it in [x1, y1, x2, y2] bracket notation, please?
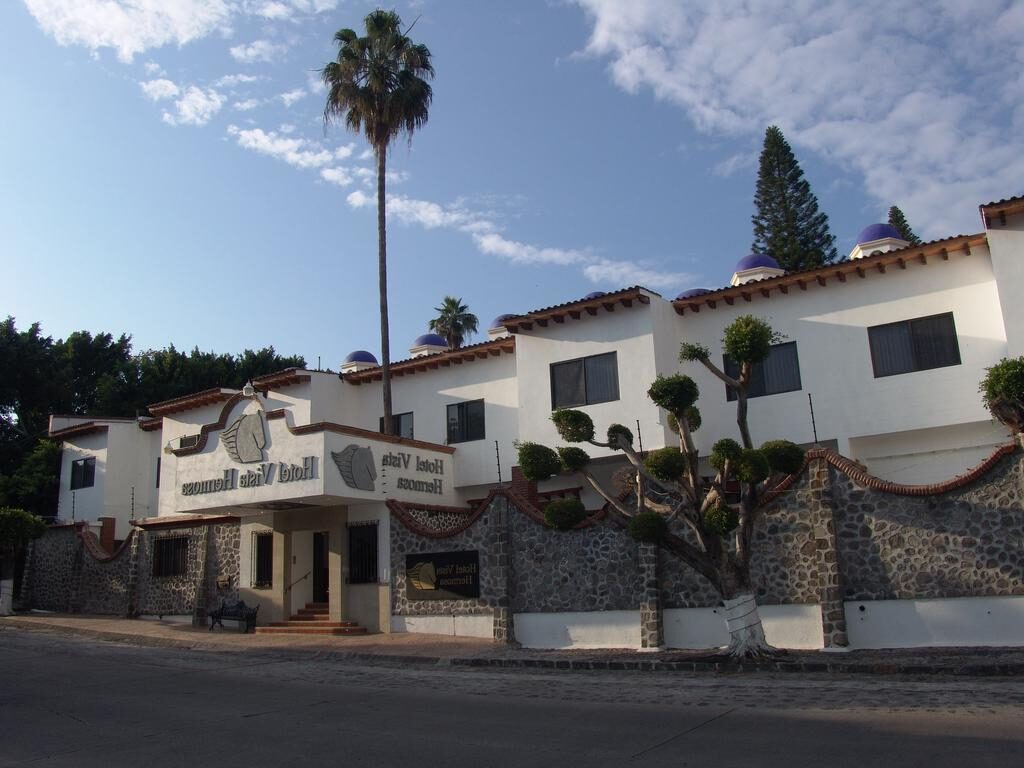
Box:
[312, 531, 329, 604]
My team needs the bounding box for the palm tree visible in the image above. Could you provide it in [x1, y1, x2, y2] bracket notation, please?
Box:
[429, 297, 479, 349]
[322, 10, 434, 435]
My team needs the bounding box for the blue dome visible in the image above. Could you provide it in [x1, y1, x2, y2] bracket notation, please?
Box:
[413, 333, 447, 347]
[857, 223, 904, 244]
[675, 288, 712, 300]
[735, 253, 781, 272]
[583, 291, 606, 300]
[489, 314, 517, 330]
[343, 350, 378, 365]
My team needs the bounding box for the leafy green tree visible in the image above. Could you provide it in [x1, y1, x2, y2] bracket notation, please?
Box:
[980, 357, 1024, 433]
[321, 9, 434, 434]
[751, 126, 837, 271]
[0, 440, 61, 517]
[887, 205, 921, 244]
[518, 316, 805, 658]
[0, 507, 46, 613]
[429, 296, 479, 349]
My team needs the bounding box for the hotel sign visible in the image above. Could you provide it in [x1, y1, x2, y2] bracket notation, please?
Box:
[405, 551, 480, 601]
[181, 457, 318, 496]
[333, 444, 447, 496]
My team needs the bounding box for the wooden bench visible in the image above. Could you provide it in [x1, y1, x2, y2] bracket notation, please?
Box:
[208, 599, 259, 633]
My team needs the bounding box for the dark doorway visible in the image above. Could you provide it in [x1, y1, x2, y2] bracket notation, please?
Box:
[312, 531, 329, 604]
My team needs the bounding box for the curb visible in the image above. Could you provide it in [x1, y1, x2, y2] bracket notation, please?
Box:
[3, 619, 1022, 676]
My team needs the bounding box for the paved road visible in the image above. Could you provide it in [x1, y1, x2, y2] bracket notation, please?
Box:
[1, 628, 1022, 767]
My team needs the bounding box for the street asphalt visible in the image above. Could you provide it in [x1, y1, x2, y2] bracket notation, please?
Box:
[1, 626, 1022, 767]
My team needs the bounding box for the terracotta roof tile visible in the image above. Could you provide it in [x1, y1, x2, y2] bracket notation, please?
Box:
[343, 336, 515, 385]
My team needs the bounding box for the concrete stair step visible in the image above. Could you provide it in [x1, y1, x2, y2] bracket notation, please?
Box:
[305, 602, 329, 610]
[269, 621, 361, 628]
[296, 609, 329, 617]
[255, 626, 368, 635]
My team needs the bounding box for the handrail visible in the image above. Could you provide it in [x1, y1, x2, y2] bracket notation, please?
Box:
[285, 570, 310, 593]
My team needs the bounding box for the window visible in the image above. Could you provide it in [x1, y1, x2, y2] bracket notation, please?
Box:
[868, 313, 961, 378]
[379, 412, 414, 439]
[70, 457, 96, 490]
[550, 352, 620, 409]
[724, 342, 802, 401]
[155, 457, 161, 489]
[447, 400, 485, 443]
[252, 532, 273, 588]
[347, 522, 378, 585]
[152, 537, 189, 578]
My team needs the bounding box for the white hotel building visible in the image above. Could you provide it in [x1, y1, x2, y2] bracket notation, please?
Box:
[47, 194, 1024, 634]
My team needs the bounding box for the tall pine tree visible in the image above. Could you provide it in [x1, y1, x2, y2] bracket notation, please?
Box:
[887, 205, 921, 244]
[751, 126, 837, 271]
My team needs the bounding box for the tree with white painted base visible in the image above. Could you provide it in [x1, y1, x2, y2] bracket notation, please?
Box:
[517, 316, 805, 658]
[0, 507, 46, 615]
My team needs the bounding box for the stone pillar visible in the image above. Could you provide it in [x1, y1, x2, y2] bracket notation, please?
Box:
[809, 458, 849, 648]
[490, 495, 516, 644]
[509, 466, 539, 509]
[98, 517, 116, 554]
[17, 540, 34, 608]
[638, 543, 664, 649]
[191, 526, 210, 627]
[67, 528, 85, 613]
[124, 531, 140, 618]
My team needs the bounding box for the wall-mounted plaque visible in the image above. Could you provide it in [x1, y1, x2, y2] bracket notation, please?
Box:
[405, 550, 480, 600]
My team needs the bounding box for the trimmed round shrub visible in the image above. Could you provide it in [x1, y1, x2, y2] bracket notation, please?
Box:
[980, 357, 1024, 432]
[667, 406, 702, 435]
[703, 503, 739, 537]
[722, 315, 774, 365]
[628, 511, 668, 544]
[557, 446, 590, 472]
[679, 342, 710, 362]
[736, 448, 770, 484]
[516, 442, 561, 482]
[647, 374, 699, 415]
[551, 409, 594, 442]
[710, 438, 742, 472]
[644, 447, 686, 482]
[544, 498, 588, 531]
[760, 440, 805, 476]
[606, 423, 634, 449]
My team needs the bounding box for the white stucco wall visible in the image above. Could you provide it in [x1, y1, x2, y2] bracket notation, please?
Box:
[845, 596, 1024, 648]
[663, 604, 824, 650]
[57, 432, 108, 525]
[513, 610, 642, 649]
[390, 614, 494, 638]
[985, 212, 1024, 357]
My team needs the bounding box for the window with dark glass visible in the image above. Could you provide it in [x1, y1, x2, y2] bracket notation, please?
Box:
[152, 537, 189, 578]
[868, 313, 960, 378]
[724, 342, 802, 401]
[155, 457, 161, 488]
[379, 412, 414, 439]
[550, 352, 620, 409]
[347, 522, 378, 585]
[70, 457, 96, 490]
[252, 532, 273, 588]
[446, 400, 485, 443]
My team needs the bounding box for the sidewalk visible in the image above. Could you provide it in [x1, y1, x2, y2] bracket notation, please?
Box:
[2, 613, 1022, 676]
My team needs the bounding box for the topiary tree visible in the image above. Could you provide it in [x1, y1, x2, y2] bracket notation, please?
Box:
[516, 315, 805, 658]
[980, 357, 1024, 434]
[0, 507, 46, 615]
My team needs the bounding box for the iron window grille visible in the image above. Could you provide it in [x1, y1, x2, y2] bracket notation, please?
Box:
[152, 536, 189, 578]
[252, 532, 273, 588]
[347, 522, 378, 584]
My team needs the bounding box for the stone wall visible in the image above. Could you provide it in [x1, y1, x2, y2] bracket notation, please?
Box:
[22, 526, 81, 612]
[77, 536, 133, 615]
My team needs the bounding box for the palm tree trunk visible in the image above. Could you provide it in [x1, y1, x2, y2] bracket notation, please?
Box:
[376, 144, 393, 435]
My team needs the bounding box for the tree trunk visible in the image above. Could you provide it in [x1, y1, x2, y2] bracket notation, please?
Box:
[720, 592, 772, 658]
[376, 145, 393, 435]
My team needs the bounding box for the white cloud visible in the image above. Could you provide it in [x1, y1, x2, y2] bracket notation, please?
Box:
[233, 98, 262, 112]
[254, 2, 292, 20]
[279, 123, 297, 134]
[582, 259, 697, 290]
[334, 144, 354, 159]
[227, 125, 334, 168]
[573, 0, 1024, 237]
[24, 0, 232, 62]
[347, 189, 372, 208]
[229, 39, 287, 64]
[279, 88, 306, 107]
[215, 73, 262, 88]
[472, 232, 586, 266]
[320, 167, 354, 186]
[241, 0, 338, 19]
[143, 61, 163, 75]
[163, 86, 225, 126]
[139, 78, 179, 101]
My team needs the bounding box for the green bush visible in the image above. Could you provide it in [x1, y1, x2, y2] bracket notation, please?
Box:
[606, 423, 634, 449]
[980, 358, 1024, 432]
[0, 507, 46, 554]
[760, 440, 805, 475]
[644, 447, 686, 482]
[736, 448, 770, 483]
[544, 498, 588, 531]
[703, 503, 739, 537]
[557, 446, 590, 472]
[551, 409, 594, 442]
[647, 374, 699, 415]
[667, 406, 702, 435]
[628, 511, 668, 544]
[722, 315, 774, 365]
[679, 342, 710, 362]
[516, 442, 561, 482]
[709, 438, 742, 472]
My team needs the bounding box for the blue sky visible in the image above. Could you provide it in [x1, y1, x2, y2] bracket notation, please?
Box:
[3, 1, 1022, 372]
